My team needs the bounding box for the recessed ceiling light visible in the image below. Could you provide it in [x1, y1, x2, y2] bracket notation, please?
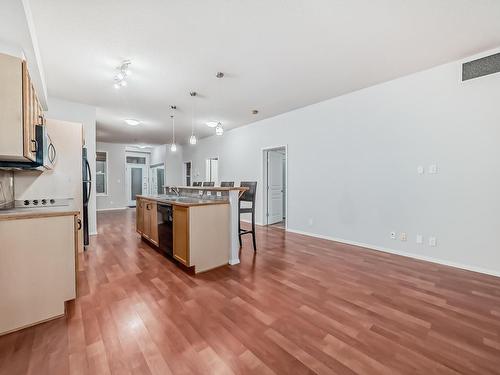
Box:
[252, 110, 259, 115]
[206, 121, 218, 128]
[124, 119, 141, 126]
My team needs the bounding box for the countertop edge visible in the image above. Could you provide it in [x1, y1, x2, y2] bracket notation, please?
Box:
[0, 210, 80, 221]
[137, 195, 229, 207]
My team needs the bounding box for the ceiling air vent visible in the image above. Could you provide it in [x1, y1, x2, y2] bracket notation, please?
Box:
[462, 52, 500, 81]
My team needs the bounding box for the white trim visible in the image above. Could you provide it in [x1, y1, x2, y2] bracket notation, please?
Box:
[97, 207, 128, 212]
[96, 150, 108, 196]
[89, 231, 98, 236]
[261, 145, 288, 230]
[183, 160, 192, 186]
[228, 259, 240, 266]
[286, 228, 500, 278]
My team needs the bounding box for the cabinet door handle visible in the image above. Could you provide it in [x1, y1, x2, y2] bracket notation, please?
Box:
[30, 139, 38, 152]
[77, 219, 82, 230]
[38, 115, 44, 126]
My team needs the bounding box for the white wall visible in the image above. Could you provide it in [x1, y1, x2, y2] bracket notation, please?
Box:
[45, 97, 97, 235]
[181, 48, 500, 276]
[95, 142, 129, 210]
[151, 144, 184, 187]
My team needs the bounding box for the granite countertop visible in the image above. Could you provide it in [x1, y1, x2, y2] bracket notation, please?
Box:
[0, 204, 80, 221]
[137, 195, 229, 207]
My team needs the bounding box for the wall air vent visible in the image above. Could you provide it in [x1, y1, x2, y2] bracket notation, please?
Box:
[462, 52, 500, 81]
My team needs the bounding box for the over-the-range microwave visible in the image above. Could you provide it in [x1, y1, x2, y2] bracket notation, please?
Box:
[0, 125, 56, 170]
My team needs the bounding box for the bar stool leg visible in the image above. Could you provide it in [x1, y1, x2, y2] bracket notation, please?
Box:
[238, 212, 242, 247]
[251, 210, 257, 252]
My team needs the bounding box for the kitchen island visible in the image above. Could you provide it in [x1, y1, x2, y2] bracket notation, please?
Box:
[136, 186, 247, 273]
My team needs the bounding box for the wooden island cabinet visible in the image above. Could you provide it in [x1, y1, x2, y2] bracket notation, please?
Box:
[136, 195, 230, 273]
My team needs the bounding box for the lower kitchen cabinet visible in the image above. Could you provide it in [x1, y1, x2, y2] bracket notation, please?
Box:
[0, 214, 78, 335]
[136, 197, 158, 246]
[173, 205, 189, 266]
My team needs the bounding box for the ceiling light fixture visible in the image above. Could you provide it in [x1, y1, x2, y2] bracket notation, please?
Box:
[206, 121, 218, 128]
[113, 60, 131, 88]
[124, 119, 141, 126]
[170, 105, 177, 152]
[215, 122, 224, 136]
[189, 91, 197, 145]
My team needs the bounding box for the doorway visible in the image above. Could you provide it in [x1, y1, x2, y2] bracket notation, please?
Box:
[125, 151, 149, 207]
[205, 157, 219, 184]
[150, 163, 165, 195]
[263, 146, 287, 229]
[183, 161, 192, 186]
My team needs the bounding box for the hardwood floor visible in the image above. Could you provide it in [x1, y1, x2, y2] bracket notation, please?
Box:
[1, 209, 500, 374]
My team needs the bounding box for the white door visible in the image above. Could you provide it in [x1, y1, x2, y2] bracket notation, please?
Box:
[267, 151, 284, 224]
[127, 164, 148, 206]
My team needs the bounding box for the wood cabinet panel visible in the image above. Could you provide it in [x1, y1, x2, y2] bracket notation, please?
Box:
[173, 206, 189, 266]
[149, 201, 158, 246]
[136, 198, 144, 234]
[22, 61, 37, 162]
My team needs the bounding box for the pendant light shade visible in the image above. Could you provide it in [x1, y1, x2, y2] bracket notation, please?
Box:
[215, 122, 224, 136]
[189, 91, 197, 145]
[170, 106, 176, 152]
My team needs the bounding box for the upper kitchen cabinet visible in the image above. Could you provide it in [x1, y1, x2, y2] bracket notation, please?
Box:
[0, 53, 44, 162]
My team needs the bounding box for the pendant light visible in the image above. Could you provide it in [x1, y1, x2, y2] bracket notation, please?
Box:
[170, 105, 177, 152]
[189, 91, 197, 145]
[215, 122, 224, 136]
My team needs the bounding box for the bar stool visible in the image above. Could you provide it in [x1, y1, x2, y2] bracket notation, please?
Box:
[193, 182, 202, 187]
[239, 181, 257, 252]
[203, 181, 215, 187]
[220, 181, 234, 187]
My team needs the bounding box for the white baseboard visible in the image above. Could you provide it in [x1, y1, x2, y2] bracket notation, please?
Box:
[240, 218, 264, 226]
[89, 231, 98, 236]
[286, 228, 500, 278]
[228, 258, 240, 266]
[97, 207, 128, 212]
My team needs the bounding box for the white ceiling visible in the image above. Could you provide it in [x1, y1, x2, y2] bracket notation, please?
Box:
[29, 0, 500, 145]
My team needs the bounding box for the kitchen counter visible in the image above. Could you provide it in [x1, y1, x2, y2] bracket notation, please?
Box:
[136, 194, 229, 207]
[0, 204, 80, 221]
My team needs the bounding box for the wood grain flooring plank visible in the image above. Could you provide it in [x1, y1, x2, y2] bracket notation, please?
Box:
[1, 209, 500, 374]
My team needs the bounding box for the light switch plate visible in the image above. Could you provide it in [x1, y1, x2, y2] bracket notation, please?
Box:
[416, 234, 423, 244]
[429, 164, 438, 174]
[417, 166, 424, 175]
[216, 192, 222, 197]
[429, 236, 437, 247]
[390, 232, 396, 240]
[207, 191, 212, 196]
[400, 232, 407, 241]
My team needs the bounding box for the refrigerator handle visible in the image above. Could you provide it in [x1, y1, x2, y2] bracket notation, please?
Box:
[85, 159, 92, 203]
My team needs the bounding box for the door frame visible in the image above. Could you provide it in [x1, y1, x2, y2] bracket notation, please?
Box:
[262, 145, 288, 229]
[124, 151, 150, 206]
[183, 160, 192, 186]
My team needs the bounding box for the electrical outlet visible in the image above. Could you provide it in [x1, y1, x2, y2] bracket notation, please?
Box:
[416, 234, 423, 244]
[429, 236, 437, 247]
[216, 191, 222, 197]
[206, 191, 212, 196]
[400, 232, 407, 241]
[390, 232, 396, 240]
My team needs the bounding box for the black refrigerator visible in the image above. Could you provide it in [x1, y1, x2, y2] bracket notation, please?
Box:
[82, 147, 91, 248]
